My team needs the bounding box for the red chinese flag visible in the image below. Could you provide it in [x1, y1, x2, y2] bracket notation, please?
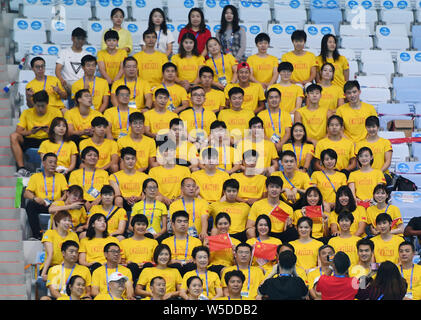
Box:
[357, 200, 371, 209]
[305, 206, 323, 218]
[253, 242, 278, 260]
[270, 205, 290, 222]
[207, 233, 232, 252]
[391, 218, 402, 229]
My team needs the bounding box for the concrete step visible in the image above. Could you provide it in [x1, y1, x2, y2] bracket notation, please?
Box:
[0, 154, 13, 165]
[0, 240, 22, 252]
[0, 187, 16, 197]
[0, 197, 16, 207]
[0, 218, 20, 229]
[0, 261, 24, 273]
[0, 117, 12, 126]
[0, 284, 27, 300]
[0, 165, 16, 176]
[0, 230, 21, 241]
[0, 126, 14, 136]
[0, 273, 26, 285]
[0, 176, 17, 187]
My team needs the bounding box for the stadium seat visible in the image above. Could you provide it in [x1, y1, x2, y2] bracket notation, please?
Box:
[83, 45, 99, 57]
[348, 60, 359, 79]
[94, 0, 128, 21]
[123, 21, 146, 53]
[391, 191, 421, 225]
[303, 24, 335, 50]
[343, 0, 378, 35]
[238, 0, 272, 23]
[13, 18, 47, 61]
[267, 24, 299, 50]
[240, 23, 266, 56]
[86, 20, 113, 46]
[60, 0, 92, 20]
[379, 131, 410, 166]
[375, 24, 410, 51]
[414, 105, 421, 129]
[340, 35, 373, 50]
[338, 48, 357, 62]
[166, 0, 199, 22]
[379, 0, 414, 34]
[273, 0, 307, 26]
[22, 0, 54, 20]
[376, 103, 413, 130]
[50, 19, 86, 46]
[360, 61, 395, 83]
[417, 1, 421, 23]
[131, 0, 162, 21]
[309, 0, 342, 34]
[9, 0, 21, 12]
[396, 51, 421, 77]
[394, 161, 421, 174]
[393, 77, 421, 103]
[359, 87, 391, 104]
[339, 24, 371, 37]
[356, 75, 390, 89]
[360, 49, 394, 63]
[412, 25, 421, 50]
[203, 0, 233, 23]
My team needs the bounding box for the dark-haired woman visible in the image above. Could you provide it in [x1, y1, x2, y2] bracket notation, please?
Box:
[101, 7, 132, 54]
[141, 8, 174, 57]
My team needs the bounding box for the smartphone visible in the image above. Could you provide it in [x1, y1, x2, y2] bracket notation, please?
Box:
[327, 255, 333, 262]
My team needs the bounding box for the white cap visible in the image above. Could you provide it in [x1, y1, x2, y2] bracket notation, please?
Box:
[108, 272, 129, 283]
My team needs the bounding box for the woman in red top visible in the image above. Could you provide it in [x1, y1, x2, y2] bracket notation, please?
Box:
[178, 7, 211, 57]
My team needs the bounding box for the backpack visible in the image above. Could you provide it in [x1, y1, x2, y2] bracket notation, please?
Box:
[391, 173, 418, 191]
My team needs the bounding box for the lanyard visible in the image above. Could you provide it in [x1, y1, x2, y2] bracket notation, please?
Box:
[211, 54, 225, 76]
[106, 205, 115, 220]
[82, 168, 96, 189]
[322, 170, 336, 192]
[333, 274, 346, 278]
[268, 108, 282, 135]
[196, 270, 209, 297]
[43, 76, 47, 90]
[401, 265, 414, 290]
[237, 265, 251, 293]
[174, 235, 189, 261]
[162, 83, 174, 105]
[124, 77, 137, 99]
[105, 264, 118, 293]
[117, 107, 130, 132]
[319, 267, 323, 276]
[143, 200, 156, 226]
[56, 141, 64, 157]
[59, 264, 75, 292]
[385, 204, 390, 213]
[292, 143, 303, 164]
[282, 172, 296, 189]
[43, 172, 55, 201]
[279, 273, 292, 277]
[84, 76, 96, 96]
[194, 31, 200, 39]
[182, 198, 195, 224]
[193, 108, 204, 130]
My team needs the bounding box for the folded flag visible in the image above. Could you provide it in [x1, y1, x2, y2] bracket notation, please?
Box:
[253, 242, 278, 261]
[270, 205, 290, 222]
[207, 233, 232, 252]
[305, 205, 323, 218]
[391, 218, 402, 229]
[357, 200, 371, 209]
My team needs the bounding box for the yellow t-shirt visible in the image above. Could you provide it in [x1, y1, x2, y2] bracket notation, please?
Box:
[17, 106, 62, 140]
[296, 105, 329, 141]
[148, 165, 191, 200]
[315, 55, 349, 89]
[131, 200, 168, 234]
[209, 201, 250, 234]
[218, 108, 255, 142]
[26, 172, 68, 201]
[355, 138, 393, 172]
[64, 107, 103, 139]
[162, 236, 203, 262]
[328, 235, 361, 265]
[202, 144, 240, 172]
[143, 109, 178, 136]
[101, 27, 133, 53]
[282, 143, 314, 168]
[202, 88, 226, 113]
[371, 235, 404, 264]
[247, 54, 279, 84]
[204, 53, 237, 84]
[156, 140, 198, 166]
[179, 107, 217, 139]
[293, 209, 329, 239]
[152, 83, 188, 109]
[318, 84, 344, 111]
[116, 134, 156, 170]
[329, 206, 368, 237]
[307, 267, 330, 289]
[271, 170, 311, 204]
[257, 108, 292, 140]
[97, 48, 127, 81]
[230, 172, 267, 201]
[224, 83, 265, 112]
[336, 102, 378, 143]
[108, 170, 149, 198]
[315, 136, 355, 171]
[137, 267, 182, 293]
[88, 205, 127, 235]
[349, 264, 371, 279]
[290, 239, 324, 271]
[26, 76, 65, 109]
[91, 264, 132, 298]
[103, 106, 133, 140]
[366, 204, 403, 235]
[46, 264, 91, 297]
[38, 140, 78, 169]
[348, 169, 386, 201]
[41, 229, 80, 266]
[120, 237, 158, 264]
[209, 236, 240, 267]
[237, 138, 279, 171]
[71, 76, 110, 111]
[246, 237, 282, 273]
[79, 236, 120, 264]
[111, 77, 151, 110]
[171, 54, 205, 83]
[169, 198, 210, 234]
[79, 138, 118, 169]
[268, 83, 304, 114]
[191, 169, 230, 203]
[400, 264, 421, 300]
[68, 168, 109, 202]
[181, 270, 221, 299]
[310, 170, 348, 204]
[281, 51, 317, 83]
[220, 265, 265, 299]
[133, 50, 169, 87]
[50, 200, 87, 230]
[94, 293, 124, 300]
[248, 199, 294, 233]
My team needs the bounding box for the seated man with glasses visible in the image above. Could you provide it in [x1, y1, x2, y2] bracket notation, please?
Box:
[104, 85, 133, 140]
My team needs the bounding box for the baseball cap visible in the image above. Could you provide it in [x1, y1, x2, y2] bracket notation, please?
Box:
[237, 62, 250, 71]
[108, 272, 129, 283]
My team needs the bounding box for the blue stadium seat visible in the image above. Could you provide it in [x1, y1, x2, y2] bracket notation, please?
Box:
[391, 191, 421, 225]
[412, 25, 421, 50]
[376, 103, 413, 130]
[413, 106, 421, 129]
[309, 0, 342, 34]
[393, 77, 421, 103]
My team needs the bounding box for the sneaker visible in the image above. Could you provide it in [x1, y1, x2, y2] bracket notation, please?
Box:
[15, 167, 31, 177]
[28, 236, 42, 241]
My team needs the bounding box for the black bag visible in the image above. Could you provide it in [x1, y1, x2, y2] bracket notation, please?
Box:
[392, 174, 418, 191]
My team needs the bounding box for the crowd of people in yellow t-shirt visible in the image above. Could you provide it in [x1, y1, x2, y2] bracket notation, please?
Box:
[12, 5, 419, 301]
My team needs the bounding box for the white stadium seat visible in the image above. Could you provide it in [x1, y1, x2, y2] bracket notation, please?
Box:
[26, 43, 60, 72]
[356, 75, 390, 89]
[360, 49, 394, 63]
[376, 24, 410, 51]
[273, 0, 307, 26]
[304, 24, 335, 50]
[131, 0, 162, 21]
[379, 0, 414, 34]
[94, 0, 128, 21]
[360, 61, 395, 82]
[359, 87, 391, 104]
[340, 36, 373, 50]
[166, 0, 199, 22]
[267, 24, 299, 50]
[376, 103, 413, 130]
[239, 0, 272, 23]
[396, 51, 421, 77]
[22, 0, 54, 20]
[50, 19, 86, 47]
[343, 0, 378, 35]
[60, 0, 92, 20]
[203, 0, 233, 23]
[13, 18, 47, 61]
[348, 60, 359, 79]
[338, 48, 357, 61]
[339, 24, 371, 37]
[86, 20, 112, 46]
